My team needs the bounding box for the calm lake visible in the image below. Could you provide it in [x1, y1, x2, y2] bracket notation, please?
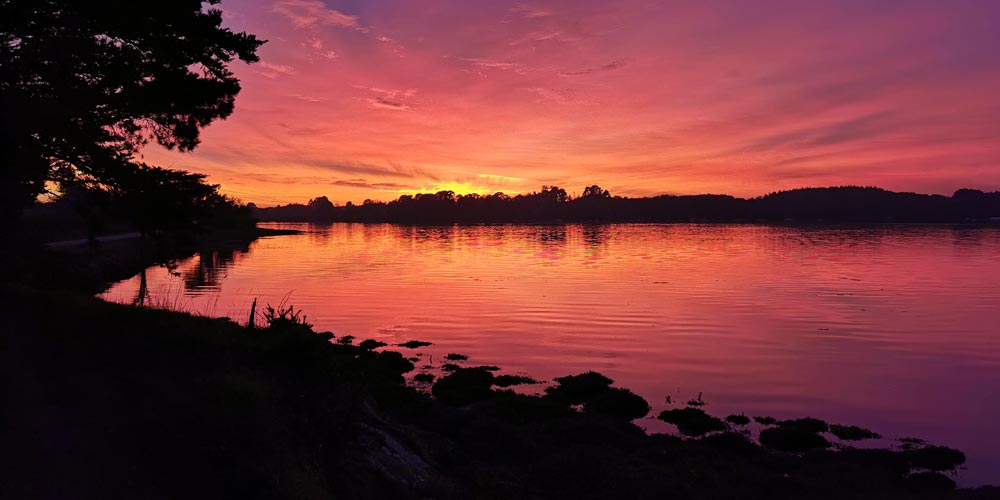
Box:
[101, 223, 1000, 484]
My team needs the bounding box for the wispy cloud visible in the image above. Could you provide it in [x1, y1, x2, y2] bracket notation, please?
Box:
[332, 178, 409, 190]
[272, 0, 367, 32]
[254, 61, 296, 78]
[355, 86, 418, 111]
[479, 173, 524, 182]
[462, 57, 524, 71]
[510, 4, 554, 18]
[367, 97, 412, 111]
[288, 94, 328, 103]
[559, 59, 627, 77]
[526, 87, 573, 104]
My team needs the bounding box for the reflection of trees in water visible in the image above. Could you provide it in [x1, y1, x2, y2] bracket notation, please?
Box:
[536, 226, 567, 245]
[579, 225, 610, 264]
[182, 244, 251, 291]
[411, 225, 458, 250]
[133, 268, 148, 307]
[581, 225, 609, 247]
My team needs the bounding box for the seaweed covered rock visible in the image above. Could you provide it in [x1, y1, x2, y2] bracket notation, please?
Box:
[545, 371, 614, 403]
[397, 340, 432, 349]
[830, 424, 881, 441]
[658, 407, 726, 436]
[359, 339, 387, 350]
[698, 432, 759, 457]
[904, 446, 966, 472]
[431, 367, 495, 406]
[776, 417, 828, 433]
[493, 374, 538, 388]
[906, 471, 957, 491]
[477, 390, 575, 424]
[373, 350, 415, 377]
[584, 387, 650, 420]
[725, 414, 751, 426]
[759, 426, 830, 452]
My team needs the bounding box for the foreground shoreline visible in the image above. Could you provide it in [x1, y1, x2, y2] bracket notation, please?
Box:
[2, 283, 998, 499]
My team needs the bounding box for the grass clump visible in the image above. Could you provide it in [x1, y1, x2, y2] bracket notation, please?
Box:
[262, 303, 311, 330]
[444, 353, 468, 361]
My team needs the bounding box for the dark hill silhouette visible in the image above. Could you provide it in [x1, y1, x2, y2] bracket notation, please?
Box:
[253, 186, 1000, 224]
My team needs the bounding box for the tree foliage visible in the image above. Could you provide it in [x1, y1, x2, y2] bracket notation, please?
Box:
[0, 0, 264, 215]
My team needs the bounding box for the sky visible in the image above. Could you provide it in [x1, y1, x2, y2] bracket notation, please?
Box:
[141, 0, 1000, 206]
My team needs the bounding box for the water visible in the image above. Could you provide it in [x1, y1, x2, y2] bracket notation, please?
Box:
[101, 223, 1000, 484]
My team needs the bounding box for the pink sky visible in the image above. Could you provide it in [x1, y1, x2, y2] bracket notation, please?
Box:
[141, 0, 1000, 206]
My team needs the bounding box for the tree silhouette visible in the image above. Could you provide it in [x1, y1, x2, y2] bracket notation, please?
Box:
[0, 0, 264, 217]
[582, 185, 611, 198]
[111, 164, 234, 236]
[308, 196, 335, 211]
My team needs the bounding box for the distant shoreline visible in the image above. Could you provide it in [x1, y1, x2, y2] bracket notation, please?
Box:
[253, 186, 1000, 225]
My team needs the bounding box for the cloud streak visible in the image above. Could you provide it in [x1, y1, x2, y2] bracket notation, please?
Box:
[559, 59, 627, 77]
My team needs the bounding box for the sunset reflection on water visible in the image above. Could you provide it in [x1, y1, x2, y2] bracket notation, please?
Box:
[102, 223, 1000, 484]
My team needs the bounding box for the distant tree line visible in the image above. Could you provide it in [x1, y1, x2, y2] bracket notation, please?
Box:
[253, 185, 1000, 224]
